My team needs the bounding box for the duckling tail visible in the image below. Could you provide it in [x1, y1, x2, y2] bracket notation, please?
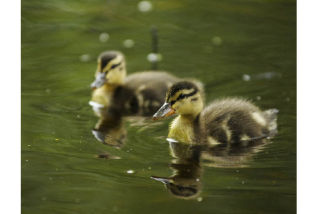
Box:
[263, 108, 279, 138]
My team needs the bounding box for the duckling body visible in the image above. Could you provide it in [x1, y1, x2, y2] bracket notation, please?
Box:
[124, 71, 179, 114]
[89, 51, 179, 117]
[169, 115, 196, 143]
[153, 81, 278, 145]
[91, 71, 179, 116]
[201, 98, 278, 145]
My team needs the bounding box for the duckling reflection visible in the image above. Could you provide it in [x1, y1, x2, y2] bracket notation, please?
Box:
[151, 143, 203, 199]
[151, 137, 271, 199]
[92, 115, 127, 148]
[201, 138, 269, 168]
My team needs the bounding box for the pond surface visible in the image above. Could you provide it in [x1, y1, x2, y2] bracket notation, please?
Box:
[22, 0, 296, 213]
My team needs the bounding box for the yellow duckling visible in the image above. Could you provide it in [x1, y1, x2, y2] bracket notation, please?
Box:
[89, 51, 180, 117]
[153, 81, 278, 145]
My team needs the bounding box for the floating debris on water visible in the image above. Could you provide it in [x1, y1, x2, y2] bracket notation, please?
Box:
[76, 114, 81, 118]
[211, 36, 222, 46]
[25, 159, 29, 162]
[147, 53, 162, 63]
[123, 39, 135, 48]
[27, 144, 31, 147]
[243, 72, 281, 82]
[45, 88, 51, 94]
[256, 96, 261, 101]
[148, 166, 152, 170]
[138, 1, 153, 13]
[126, 169, 135, 174]
[55, 138, 59, 142]
[99, 32, 109, 43]
[196, 178, 200, 182]
[80, 54, 90, 62]
[242, 74, 251, 81]
[241, 180, 245, 184]
[197, 197, 203, 202]
[255, 71, 281, 80]
[96, 153, 121, 160]
[285, 97, 290, 102]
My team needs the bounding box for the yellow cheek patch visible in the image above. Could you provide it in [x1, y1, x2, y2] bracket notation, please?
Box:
[171, 102, 179, 110]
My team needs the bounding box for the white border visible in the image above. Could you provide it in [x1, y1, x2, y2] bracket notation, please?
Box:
[1, 0, 318, 213]
[298, 0, 320, 213]
[0, 0, 21, 213]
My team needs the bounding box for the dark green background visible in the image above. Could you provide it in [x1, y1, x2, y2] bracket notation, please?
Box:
[22, 0, 296, 213]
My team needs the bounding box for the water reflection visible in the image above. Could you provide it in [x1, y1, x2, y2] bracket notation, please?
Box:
[152, 143, 203, 199]
[151, 138, 270, 199]
[92, 115, 127, 148]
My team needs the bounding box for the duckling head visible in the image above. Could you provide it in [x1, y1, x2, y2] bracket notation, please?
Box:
[90, 51, 126, 89]
[153, 81, 204, 120]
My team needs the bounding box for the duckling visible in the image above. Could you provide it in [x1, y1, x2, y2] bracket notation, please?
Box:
[89, 51, 180, 117]
[153, 81, 278, 145]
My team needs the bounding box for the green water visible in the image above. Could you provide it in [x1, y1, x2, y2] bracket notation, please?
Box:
[22, 0, 296, 213]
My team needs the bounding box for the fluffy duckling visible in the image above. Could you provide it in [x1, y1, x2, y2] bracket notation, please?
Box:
[153, 81, 278, 145]
[89, 51, 180, 117]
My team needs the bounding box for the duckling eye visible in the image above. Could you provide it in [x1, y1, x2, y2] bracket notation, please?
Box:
[169, 94, 186, 105]
[177, 93, 187, 100]
[110, 62, 121, 69]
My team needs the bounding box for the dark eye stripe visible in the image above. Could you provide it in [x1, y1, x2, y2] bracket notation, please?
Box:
[168, 89, 198, 104]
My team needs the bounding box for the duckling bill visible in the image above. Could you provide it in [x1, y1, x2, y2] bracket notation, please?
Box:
[153, 81, 278, 144]
[152, 102, 175, 119]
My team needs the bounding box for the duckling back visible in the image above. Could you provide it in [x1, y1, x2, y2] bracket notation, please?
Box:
[262, 108, 279, 137]
[90, 71, 179, 117]
[201, 98, 278, 145]
[124, 71, 179, 115]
